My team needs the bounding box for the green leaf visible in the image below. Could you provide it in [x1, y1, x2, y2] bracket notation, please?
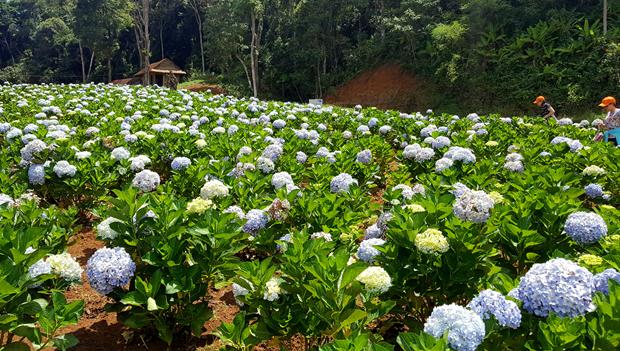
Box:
[147, 297, 158, 311]
[118, 312, 151, 329]
[2, 342, 30, 351]
[11, 324, 41, 344]
[0, 313, 17, 325]
[18, 299, 48, 316]
[0, 279, 18, 294]
[120, 291, 147, 306]
[338, 309, 367, 329]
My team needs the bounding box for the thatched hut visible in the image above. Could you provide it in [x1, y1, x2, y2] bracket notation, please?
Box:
[113, 58, 186, 89]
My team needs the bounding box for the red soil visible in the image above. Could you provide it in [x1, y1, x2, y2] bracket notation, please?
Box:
[61, 229, 240, 351]
[182, 83, 226, 95]
[325, 64, 429, 112]
[59, 225, 344, 350]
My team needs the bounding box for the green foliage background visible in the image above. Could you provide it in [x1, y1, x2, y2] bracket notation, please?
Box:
[0, 0, 619, 116]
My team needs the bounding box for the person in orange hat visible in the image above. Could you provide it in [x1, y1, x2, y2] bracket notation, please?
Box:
[594, 96, 620, 145]
[532, 96, 556, 120]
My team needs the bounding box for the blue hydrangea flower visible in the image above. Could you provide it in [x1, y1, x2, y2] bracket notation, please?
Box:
[330, 173, 358, 193]
[271, 172, 294, 189]
[132, 170, 160, 192]
[444, 146, 476, 164]
[242, 209, 269, 235]
[86, 247, 136, 295]
[424, 304, 485, 351]
[431, 136, 451, 149]
[223, 205, 245, 219]
[261, 143, 283, 161]
[593, 268, 620, 295]
[296, 151, 307, 164]
[420, 124, 437, 137]
[584, 184, 604, 199]
[453, 188, 494, 223]
[356, 149, 372, 164]
[171, 157, 191, 171]
[393, 184, 414, 200]
[28, 259, 52, 279]
[272, 119, 286, 129]
[435, 157, 454, 172]
[111, 147, 130, 161]
[451, 183, 470, 198]
[379, 125, 391, 134]
[564, 212, 607, 244]
[28, 163, 46, 185]
[364, 224, 383, 239]
[467, 290, 521, 329]
[20, 139, 47, 162]
[53, 161, 77, 178]
[403, 144, 435, 162]
[510, 258, 594, 317]
[504, 161, 524, 172]
[357, 125, 369, 134]
[357, 238, 385, 262]
[551, 136, 571, 144]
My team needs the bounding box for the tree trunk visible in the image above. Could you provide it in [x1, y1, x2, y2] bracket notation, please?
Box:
[2, 38, 14, 64]
[134, 26, 142, 65]
[160, 17, 164, 59]
[236, 54, 252, 92]
[249, 7, 263, 97]
[315, 59, 321, 98]
[134, 0, 151, 85]
[86, 49, 95, 82]
[78, 42, 86, 83]
[198, 15, 205, 74]
[107, 57, 112, 83]
[143, 0, 150, 85]
[250, 10, 258, 97]
[187, 0, 205, 73]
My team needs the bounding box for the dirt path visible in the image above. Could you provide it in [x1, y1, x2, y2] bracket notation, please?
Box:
[62, 229, 240, 351]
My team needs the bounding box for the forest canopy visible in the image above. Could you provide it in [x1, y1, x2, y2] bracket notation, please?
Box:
[0, 0, 619, 115]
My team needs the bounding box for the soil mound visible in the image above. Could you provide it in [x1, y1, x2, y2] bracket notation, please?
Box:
[183, 83, 226, 95]
[325, 64, 429, 112]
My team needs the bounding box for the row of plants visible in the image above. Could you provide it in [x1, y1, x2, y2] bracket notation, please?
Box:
[0, 83, 618, 350]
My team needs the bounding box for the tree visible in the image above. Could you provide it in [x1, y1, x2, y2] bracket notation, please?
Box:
[185, 0, 207, 74]
[74, 0, 133, 82]
[133, 0, 151, 84]
[236, 0, 268, 97]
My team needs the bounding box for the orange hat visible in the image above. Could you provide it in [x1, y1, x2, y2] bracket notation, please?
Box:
[532, 96, 545, 104]
[598, 96, 616, 107]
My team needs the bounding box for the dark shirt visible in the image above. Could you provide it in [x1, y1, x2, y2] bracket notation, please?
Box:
[540, 102, 555, 118]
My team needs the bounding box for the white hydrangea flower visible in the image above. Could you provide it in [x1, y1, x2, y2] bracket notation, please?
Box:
[97, 217, 122, 240]
[263, 276, 283, 301]
[356, 266, 392, 294]
[200, 179, 229, 199]
[46, 253, 83, 282]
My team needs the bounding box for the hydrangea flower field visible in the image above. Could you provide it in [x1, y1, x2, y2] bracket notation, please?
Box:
[0, 83, 618, 351]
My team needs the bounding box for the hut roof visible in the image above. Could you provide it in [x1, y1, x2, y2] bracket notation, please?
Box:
[134, 58, 186, 77]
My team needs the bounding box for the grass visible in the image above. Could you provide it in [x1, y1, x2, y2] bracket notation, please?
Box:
[177, 79, 206, 89]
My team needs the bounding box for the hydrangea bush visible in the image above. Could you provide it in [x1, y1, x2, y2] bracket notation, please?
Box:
[0, 83, 618, 350]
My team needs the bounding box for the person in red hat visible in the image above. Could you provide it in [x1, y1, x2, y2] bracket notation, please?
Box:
[532, 96, 556, 120]
[594, 96, 620, 145]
